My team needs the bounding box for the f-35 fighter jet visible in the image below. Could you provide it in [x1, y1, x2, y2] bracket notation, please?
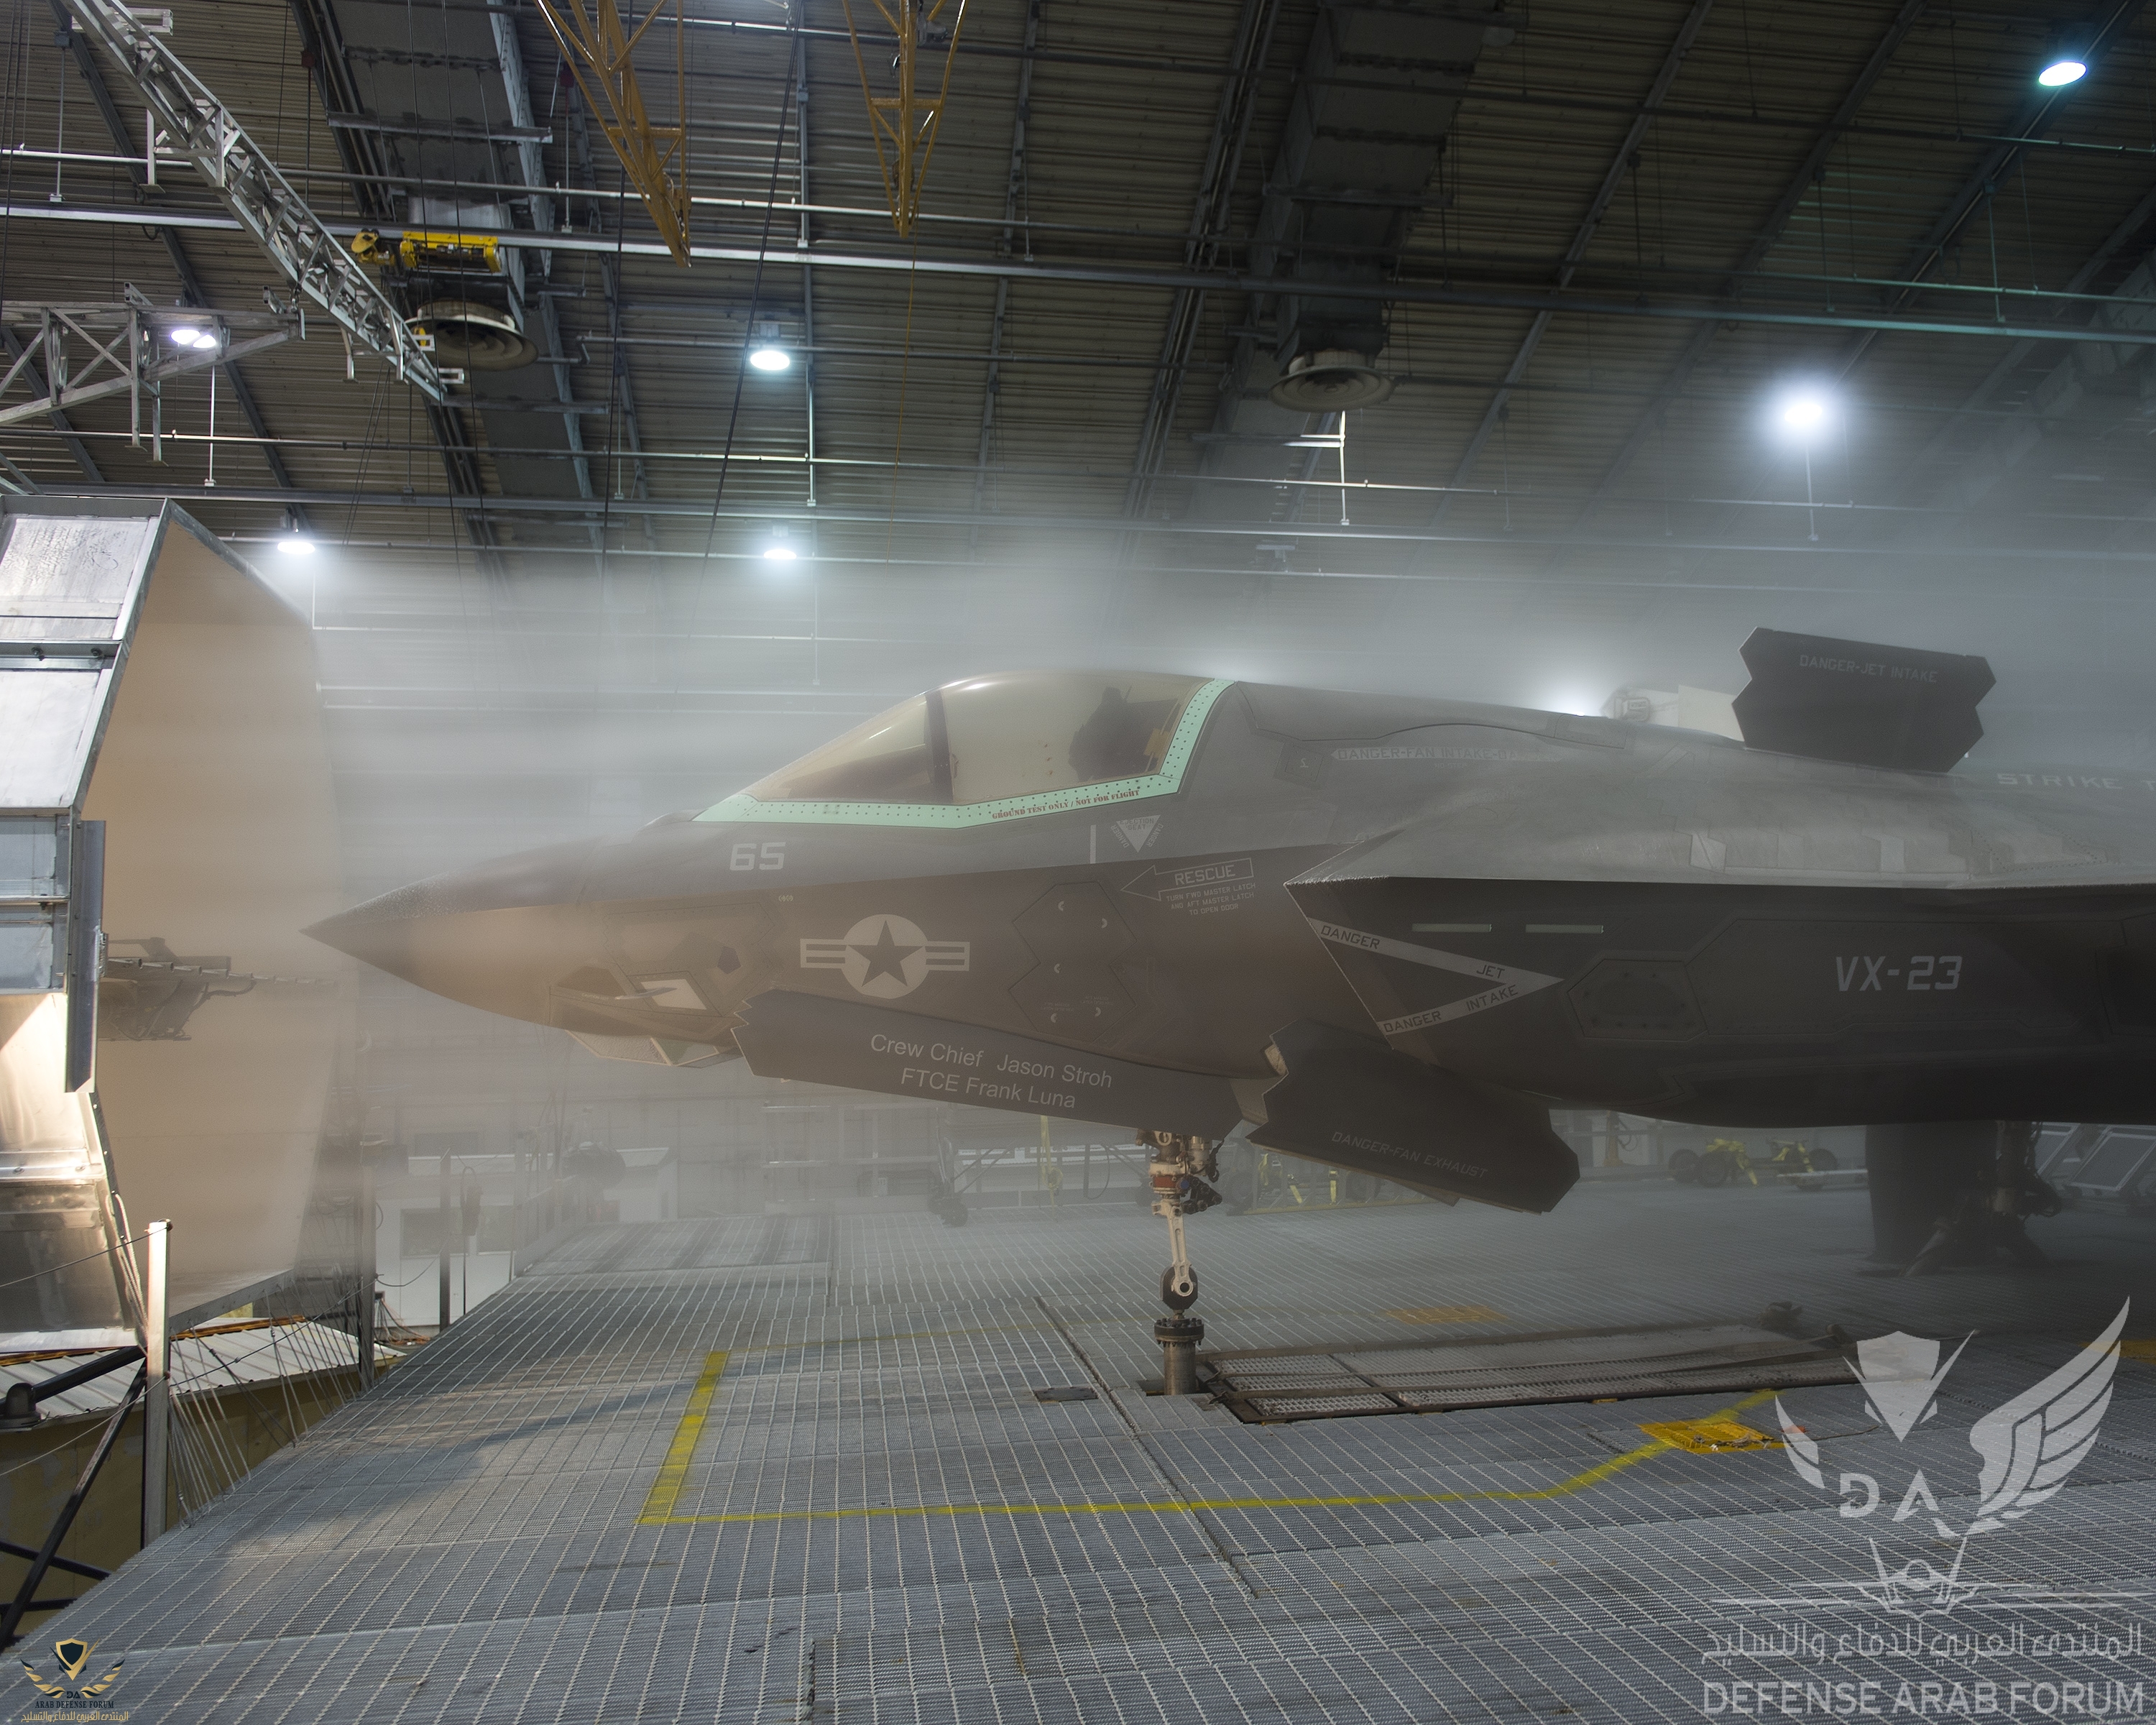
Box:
[310, 631, 2156, 1310]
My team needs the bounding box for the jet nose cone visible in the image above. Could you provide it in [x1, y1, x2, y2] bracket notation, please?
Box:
[304, 898, 421, 978]
[305, 838, 602, 1015]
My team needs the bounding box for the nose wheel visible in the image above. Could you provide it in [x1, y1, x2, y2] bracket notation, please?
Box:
[1141, 1131, 1221, 1389]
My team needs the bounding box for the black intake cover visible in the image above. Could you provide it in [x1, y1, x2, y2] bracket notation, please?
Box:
[1249, 1021, 1579, 1213]
[1731, 628, 1993, 772]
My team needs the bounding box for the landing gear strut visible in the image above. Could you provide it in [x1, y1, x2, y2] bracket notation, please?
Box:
[1141, 1130, 1221, 1394]
[1866, 1121, 2060, 1275]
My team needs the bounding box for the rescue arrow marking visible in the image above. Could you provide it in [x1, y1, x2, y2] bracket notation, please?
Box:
[1121, 857, 1254, 901]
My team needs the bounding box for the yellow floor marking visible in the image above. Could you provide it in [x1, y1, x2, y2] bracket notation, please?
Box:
[1636, 1416, 1781, 1454]
[2119, 1339, 2156, 1363]
[637, 1351, 729, 1522]
[1385, 1305, 1506, 1325]
[729, 1321, 1050, 1358]
[633, 1371, 1779, 1527]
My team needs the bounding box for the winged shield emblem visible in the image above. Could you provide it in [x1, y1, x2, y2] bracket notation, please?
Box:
[17, 1635, 124, 1701]
[1776, 1302, 2126, 1514]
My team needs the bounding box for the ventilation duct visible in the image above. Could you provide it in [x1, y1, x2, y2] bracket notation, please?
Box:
[1268, 347, 1397, 411]
[410, 300, 539, 371]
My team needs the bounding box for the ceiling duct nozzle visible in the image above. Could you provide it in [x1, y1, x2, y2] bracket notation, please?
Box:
[408, 300, 538, 372]
[1267, 349, 1395, 412]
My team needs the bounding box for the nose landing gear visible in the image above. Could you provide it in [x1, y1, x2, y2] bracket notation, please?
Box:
[1141, 1131, 1221, 1394]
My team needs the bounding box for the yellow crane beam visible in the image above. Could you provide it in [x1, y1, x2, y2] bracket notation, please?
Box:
[841, 0, 969, 236]
[531, 0, 691, 265]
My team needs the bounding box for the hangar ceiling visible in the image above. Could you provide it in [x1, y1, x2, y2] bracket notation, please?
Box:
[0, 0, 2152, 896]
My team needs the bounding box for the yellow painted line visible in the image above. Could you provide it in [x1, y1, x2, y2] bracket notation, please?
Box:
[1638, 1415, 1782, 1454]
[1386, 1305, 1506, 1325]
[729, 1321, 1051, 1358]
[634, 1380, 1779, 1527]
[637, 1351, 729, 1522]
[2119, 1339, 2156, 1363]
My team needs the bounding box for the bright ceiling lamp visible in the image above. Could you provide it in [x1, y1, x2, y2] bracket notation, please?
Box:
[762, 527, 799, 562]
[748, 321, 791, 372]
[167, 324, 220, 350]
[275, 513, 315, 556]
[2037, 55, 2087, 86]
[1777, 390, 1830, 437]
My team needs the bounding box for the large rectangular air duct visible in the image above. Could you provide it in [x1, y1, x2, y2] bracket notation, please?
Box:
[0, 500, 346, 1346]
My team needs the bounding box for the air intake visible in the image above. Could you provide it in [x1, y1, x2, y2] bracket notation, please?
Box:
[1268, 348, 1395, 412]
[410, 300, 538, 372]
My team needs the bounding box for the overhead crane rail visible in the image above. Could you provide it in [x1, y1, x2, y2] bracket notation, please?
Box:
[532, 0, 692, 266]
[842, 0, 969, 236]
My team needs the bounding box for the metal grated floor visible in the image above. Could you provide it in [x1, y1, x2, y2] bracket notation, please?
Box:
[14, 1179, 2156, 1721]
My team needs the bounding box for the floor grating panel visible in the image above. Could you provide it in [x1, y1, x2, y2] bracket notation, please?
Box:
[14, 1184, 2156, 1720]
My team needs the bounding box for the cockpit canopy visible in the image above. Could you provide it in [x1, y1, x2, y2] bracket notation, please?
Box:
[743, 671, 1212, 806]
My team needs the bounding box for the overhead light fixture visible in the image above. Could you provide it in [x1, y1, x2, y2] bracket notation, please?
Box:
[2037, 55, 2087, 86]
[747, 320, 791, 372]
[762, 527, 799, 563]
[1777, 390, 1830, 436]
[1771, 387, 1835, 543]
[275, 513, 315, 556]
[168, 324, 220, 350]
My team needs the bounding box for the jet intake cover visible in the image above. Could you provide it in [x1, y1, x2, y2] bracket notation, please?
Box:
[1731, 628, 1993, 773]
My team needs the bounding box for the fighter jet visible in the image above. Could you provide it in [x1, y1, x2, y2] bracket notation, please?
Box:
[310, 630, 2156, 1308]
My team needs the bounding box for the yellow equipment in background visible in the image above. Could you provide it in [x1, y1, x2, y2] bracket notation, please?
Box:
[1244, 1150, 1426, 1213]
[1669, 1138, 1840, 1187]
[349, 231, 502, 274]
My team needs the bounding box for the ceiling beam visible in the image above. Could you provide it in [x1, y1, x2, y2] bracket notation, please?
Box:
[65, 482, 2156, 564]
[1563, 0, 1929, 528]
[1119, 0, 1279, 521]
[51, 0, 302, 517]
[1836, 0, 2150, 378]
[1886, 174, 2156, 503]
[1417, 0, 1715, 544]
[793, 29, 817, 525]
[287, 0, 502, 562]
[287, 0, 397, 223]
[492, 4, 599, 533]
[12, 203, 2156, 349]
[970, 0, 1043, 543]
[0, 328, 103, 483]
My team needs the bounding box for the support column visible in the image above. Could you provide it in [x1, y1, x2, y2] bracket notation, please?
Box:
[139, 1218, 168, 1545]
[357, 1160, 376, 1391]
[437, 1154, 452, 1333]
[1866, 1122, 1990, 1265]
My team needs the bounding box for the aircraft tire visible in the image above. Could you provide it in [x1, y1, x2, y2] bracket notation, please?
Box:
[1667, 1149, 1700, 1184]
[1695, 1151, 1733, 1188]
[1808, 1148, 1840, 1174]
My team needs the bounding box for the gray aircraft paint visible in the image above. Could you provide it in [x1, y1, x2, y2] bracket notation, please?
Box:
[309, 642, 2156, 1215]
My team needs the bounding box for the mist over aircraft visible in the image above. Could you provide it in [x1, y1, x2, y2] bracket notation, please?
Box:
[310, 630, 2156, 1303]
